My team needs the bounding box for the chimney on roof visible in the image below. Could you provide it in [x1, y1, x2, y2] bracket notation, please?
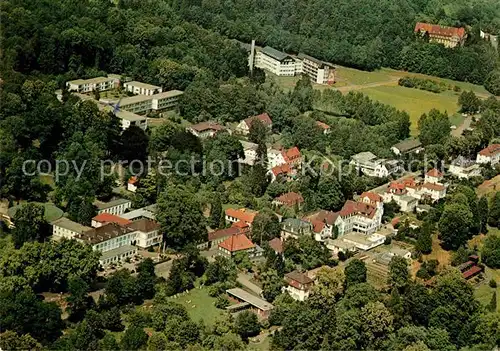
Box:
[249, 40, 256, 75]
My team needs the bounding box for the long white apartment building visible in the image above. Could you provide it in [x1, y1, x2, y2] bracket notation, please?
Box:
[350, 152, 402, 178]
[52, 217, 92, 240]
[94, 198, 132, 216]
[117, 90, 184, 114]
[123, 81, 162, 96]
[296, 53, 335, 84]
[66, 76, 117, 93]
[254, 46, 298, 76]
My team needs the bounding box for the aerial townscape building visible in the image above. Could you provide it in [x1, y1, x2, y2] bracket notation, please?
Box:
[187, 121, 226, 139]
[236, 113, 273, 135]
[350, 152, 402, 178]
[414, 22, 467, 48]
[476, 144, 500, 165]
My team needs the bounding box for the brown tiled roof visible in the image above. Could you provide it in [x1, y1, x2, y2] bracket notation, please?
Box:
[244, 113, 272, 128]
[339, 200, 376, 219]
[208, 227, 241, 241]
[92, 213, 132, 227]
[271, 163, 292, 176]
[190, 121, 225, 132]
[479, 144, 500, 157]
[462, 265, 482, 279]
[268, 237, 283, 253]
[77, 223, 132, 245]
[218, 233, 255, 252]
[414, 22, 466, 39]
[282, 147, 301, 162]
[285, 271, 314, 285]
[316, 121, 330, 129]
[225, 208, 258, 224]
[305, 210, 339, 226]
[128, 176, 138, 185]
[360, 192, 382, 203]
[128, 219, 160, 233]
[422, 182, 445, 191]
[275, 192, 304, 206]
[426, 168, 443, 178]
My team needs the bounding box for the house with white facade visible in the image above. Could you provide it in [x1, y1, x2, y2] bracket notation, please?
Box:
[127, 176, 138, 192]
[238, 141, 259, 166]
[449, 156, 481, 179]
[115, 109, 147, 130]
[123, 81, 162, 96]
[284, 271, 315, 301]
[128, 219, 162, 248]
[391, 139, 423, 156]
[225, 208, 258, 227]
[477, 144, 500, 166]
[350, 152, 402, 178]
[91, 213, 132, 228]
[187, 122, 226, 139]
[75, 223, 137, 267]
[52, 217, 91, 240]
[296, 53, 335, 84]
[116, 90, 183, 115]
[94, 198, 132, 216]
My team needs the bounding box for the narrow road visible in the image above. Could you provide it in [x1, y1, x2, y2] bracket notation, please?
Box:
[451, 115, 472, 137]
[237, 273, 263, 296]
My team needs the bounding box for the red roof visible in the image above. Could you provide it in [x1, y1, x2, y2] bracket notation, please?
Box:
[208, 227, 241, 241]
[244, 113, 272, 128]
[190, 121, 225, 133]
[218, 233, 255, 252]
[339, 200, 377, 219]
[311, 220, 325, 233]
[304, 210, 338, 226]
[275, 192, 304, 206]
[92, 213, 132, 227]
[360, 192, 382, 203]
[271, 163, 292, 177]
[128, 176, 138, 185]
[225, 208, 257, 224]
[268, 237, 283, 253]
[426, 168, 443, 178]
[391, 217, 400, 227]
[479, 144, 500, 157]
[422, 182, 445, 191]
[282, 147, 301, 163]
[316, 121, 330, 130]
[462, 265, 482, 279]
[414, 22, 466, 39]
[231, 221, 251, 230]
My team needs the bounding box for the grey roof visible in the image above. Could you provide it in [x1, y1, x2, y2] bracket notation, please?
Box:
[351, 152, 378, 163]
[120, 208, 155, 220]
[451, 156, 477, 168]
[240, 140, 258, 151]
[115, 110, 146, 122]
[67, 76, 113, 85]
[226, 288, 274, 311]
[152, 90, 184, 100]
[297, 53, 334, 67]
[52, 217, 91, 233]
[94, 198, 131, 210]
[392, 139, 422, 153]
[260, 46, 291, 61]
[124, 81, 161, 90]
[100, 245, 137, 261]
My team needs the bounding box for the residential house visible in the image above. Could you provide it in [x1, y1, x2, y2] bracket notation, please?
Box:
[66, 76, 116, 93]
[187, 122, 226, 139]
[268, 237, 284, 255]
[75, 223, 137, 266]
[269, 163, 297, 182]
[280, 218, 312, 239]
[236, 113, 272, 135]
[358, 192, 383, 207]
[150, 90, 184, 111]
[334, 200, 384, 237]
[218, 233, 261, 258]
[226, 288, 274, 319]
[94, 198, 132, 216]
[350, 152, 402, 178]
[225, 208, 258, 227]
[414, 22, 467, 48]
[425, 168, 443, 184]
[91, 213, 132, 228]
[316, 121, 331, 134]
[391, 139, 423, 156]
[253, 46, 299, 76]
[304, 210, 338, 241]
[128, 219, 162, 248]
[208, 227, 243, 247]
[123, 81, 162, 96]
[282, 147, 302, 169]
[127, 176, 138, 192]
[267, 148, 286, 169]
[52, 217, 91, 240]
[284, 271, 315, 301]
[421, 182, 447, 201]
[296, 53, 335, 84]
[383, 178, 419, 212]
[272, 192, 304, 208]
[476, 144, 500, 165]
[238, 141, 259, 166]
[325, 238, 357, 256]
[449, 156, 481, 179]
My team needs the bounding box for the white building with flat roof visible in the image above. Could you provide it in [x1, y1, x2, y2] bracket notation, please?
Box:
[254, 46, 299, 76]
[66, 76, 116, 93]
[52, 217, 91, 240]
[94, 198, 132, 216]
[296, 53, 335, 84]
[123, 81, 162, 96]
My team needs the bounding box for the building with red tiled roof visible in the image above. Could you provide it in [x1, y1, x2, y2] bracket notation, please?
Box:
[187, 121, 226, 139]
[92, 213, 132, 228]
[425, 168, 444, 184]
[225, 208, 258, 226]
[236, 113, 272, 135]
[414, 22, 467, 48]
[270, 164, 296, 182]
[273, 192, 304, 207]
[282, 147, 302, 167]
[359, 192, 382, 206]
[127, 176, 139, 193]
[316, 121, 331, 134]
[208, 227, 242, 245]
[268, 237, 284, 254]
[284, 271, 315, 301]
[477, 144, 500, 166]
[218, 233, 257, 257]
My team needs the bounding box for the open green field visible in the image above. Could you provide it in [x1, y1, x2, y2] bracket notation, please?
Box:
[7, 202, 64, 222]
[359, 85, 461, 135]
[474, 267, 500, 312]
[168, 287, 225, 326]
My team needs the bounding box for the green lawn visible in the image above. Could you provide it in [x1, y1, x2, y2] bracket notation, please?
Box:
[474, 267, 500, 312]
[358, 85, 460, 135]
[335, 66, 395, 86]
[167, 287, 225, 326]
[7, 202, 64, 222]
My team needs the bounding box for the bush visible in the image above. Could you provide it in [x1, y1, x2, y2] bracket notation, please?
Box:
[215, 295, 230, 309]
[489, 279, 497, 288]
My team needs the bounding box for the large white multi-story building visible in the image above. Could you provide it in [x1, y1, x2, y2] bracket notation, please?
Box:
[254, 46, 299, 76]
[296, 53, 335, 84]
[350, 152, 402, 178]
[66, 76, 116, 93]
[477, 144, 500, 166]
[52, 217, 91, 240]
[123, 81, 162, 96]
[117, 90, 183, 114]
[94, 198, 132, 216]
